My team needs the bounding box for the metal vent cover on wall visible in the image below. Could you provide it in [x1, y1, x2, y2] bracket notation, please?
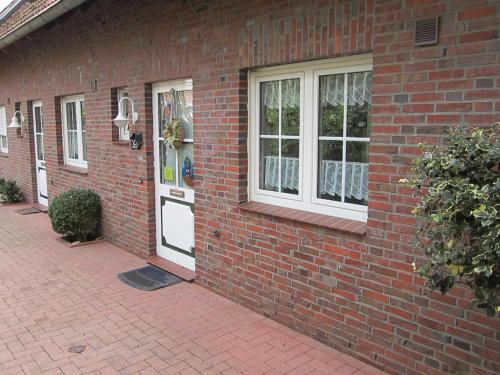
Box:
[415, 17, 439, 46]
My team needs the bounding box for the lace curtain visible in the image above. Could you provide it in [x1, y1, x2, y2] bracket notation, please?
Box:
[264, 156, 368, 201]
[262, 72, 372, 109]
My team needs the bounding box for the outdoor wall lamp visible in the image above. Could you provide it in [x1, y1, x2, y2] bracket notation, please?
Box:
[8, 111, 25, 135]
[113, 96, 139, 130]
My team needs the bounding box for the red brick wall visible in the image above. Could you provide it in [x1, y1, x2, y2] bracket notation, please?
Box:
[0, 0, 499, 374]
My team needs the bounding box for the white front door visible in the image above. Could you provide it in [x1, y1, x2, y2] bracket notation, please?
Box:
[153, 80, 195, 271]
[33, 100, 48, 207]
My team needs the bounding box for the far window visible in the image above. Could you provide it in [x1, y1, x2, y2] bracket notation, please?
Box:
[62, 95, 87, 168]
[0, 106, 8, 153]
[117, 87, 129, 141]
[249, 55, 372, 221]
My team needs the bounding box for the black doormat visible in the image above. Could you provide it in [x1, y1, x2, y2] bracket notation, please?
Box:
[117, 265, 183, 291]
[15, 207, 41, 215]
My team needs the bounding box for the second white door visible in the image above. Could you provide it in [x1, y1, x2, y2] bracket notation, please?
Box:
[33, 100, 48, 207]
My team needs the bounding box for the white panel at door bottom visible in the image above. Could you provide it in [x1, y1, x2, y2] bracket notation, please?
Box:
[38, 168, 48, 198]
[162, 200, 194, 254]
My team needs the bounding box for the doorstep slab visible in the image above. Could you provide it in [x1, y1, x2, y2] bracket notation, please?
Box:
[32, 203, 48, 212]
[147, 255, 195, 282]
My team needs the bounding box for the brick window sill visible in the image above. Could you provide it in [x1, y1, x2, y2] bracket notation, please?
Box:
[0, 152, 8, 158]
[240, 201, 367, 235]
[60, 165, 88, 175]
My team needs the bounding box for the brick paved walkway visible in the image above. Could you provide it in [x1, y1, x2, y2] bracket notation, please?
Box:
[0, 204, 385, 375]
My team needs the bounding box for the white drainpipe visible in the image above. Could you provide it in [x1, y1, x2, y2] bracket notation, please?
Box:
[0, 0, 89, 50]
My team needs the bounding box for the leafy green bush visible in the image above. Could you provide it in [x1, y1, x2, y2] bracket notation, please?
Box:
[401, 124, 500, 316]
[0, 180, 23, 203]
[48, 189, 101, 242]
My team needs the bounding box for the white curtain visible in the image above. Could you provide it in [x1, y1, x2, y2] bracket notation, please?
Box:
[262, 79, 300, 109]
[262, 72, 372, 109]
[264, 156, 368, 201]
[320, 71, 372, 107]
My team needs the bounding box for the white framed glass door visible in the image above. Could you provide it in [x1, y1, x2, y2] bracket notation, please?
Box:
[153, 80, 195, 271]
[33, 100, 48, 207]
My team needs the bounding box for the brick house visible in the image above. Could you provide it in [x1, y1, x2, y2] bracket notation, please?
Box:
[0, 0, 499, 373]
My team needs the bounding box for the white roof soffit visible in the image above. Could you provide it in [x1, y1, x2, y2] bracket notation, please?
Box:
[0, 0, 89, 50]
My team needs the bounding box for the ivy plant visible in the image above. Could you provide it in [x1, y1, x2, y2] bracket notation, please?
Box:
[400, 124, 500, 317]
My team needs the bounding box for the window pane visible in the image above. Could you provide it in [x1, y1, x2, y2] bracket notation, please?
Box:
[260, 81, 279, 135]
[282, 79, 300, 136]
[345, 141, 368, 205]
[120, 90, 129, 117]
[281, 139, 299, 194]
[82, 131, 87, 162]
[160, 141, 176, 186]
[0, 135, 7, 150]
[259, 138, 279, 192]
[66, 102, 77, 130]
[319, 75, 344, 137]
[318, 140, 343, 202]
[68, 131, 78, 159]
[346, 72, 371, 138]
[80, 101, 86, 131]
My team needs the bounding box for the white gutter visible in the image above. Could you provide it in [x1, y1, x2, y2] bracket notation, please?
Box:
[0, 0, 89, 50]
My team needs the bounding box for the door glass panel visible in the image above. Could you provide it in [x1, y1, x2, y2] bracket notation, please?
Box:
[176, 90, 193, 140]
[159, 92, 173, 136]
[318, 140, 343, 202]
[160, 141, 176, 186]
[34, 106, 44, 161]
[158, 88, 194, 189]
[35, 107, 42, 133]
[36, 134, 44, 161]
[178, 143, 194, 188]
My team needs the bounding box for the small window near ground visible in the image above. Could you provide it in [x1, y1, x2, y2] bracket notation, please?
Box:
[249, 55, 372, 222]
[0, 106, 7, 153]
[62, 95, 87, 168]
[117, 87, 129, 141]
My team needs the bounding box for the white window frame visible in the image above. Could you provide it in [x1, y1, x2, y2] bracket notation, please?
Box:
[117, 87, 130, 141]
[61, 95, 87, 168]
[0, 106, 7, 153]
[248, 54, 373, 222]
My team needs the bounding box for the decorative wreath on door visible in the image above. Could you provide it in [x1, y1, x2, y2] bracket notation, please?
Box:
[163, 118, 184, 150]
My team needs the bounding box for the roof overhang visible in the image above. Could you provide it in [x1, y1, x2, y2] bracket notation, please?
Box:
[0, 0, 89, 50]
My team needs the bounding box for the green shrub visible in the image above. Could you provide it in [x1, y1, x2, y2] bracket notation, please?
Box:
[0, 180, 23, 203]
[401, 124, 500, 316]
[48, 189, 101, 242]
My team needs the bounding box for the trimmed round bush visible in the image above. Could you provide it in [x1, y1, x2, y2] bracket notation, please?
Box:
[48, 189, 101, 242]
[0, 179, 23, 203]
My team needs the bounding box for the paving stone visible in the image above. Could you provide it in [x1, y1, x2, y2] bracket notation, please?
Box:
[0, 205, 384, 374]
